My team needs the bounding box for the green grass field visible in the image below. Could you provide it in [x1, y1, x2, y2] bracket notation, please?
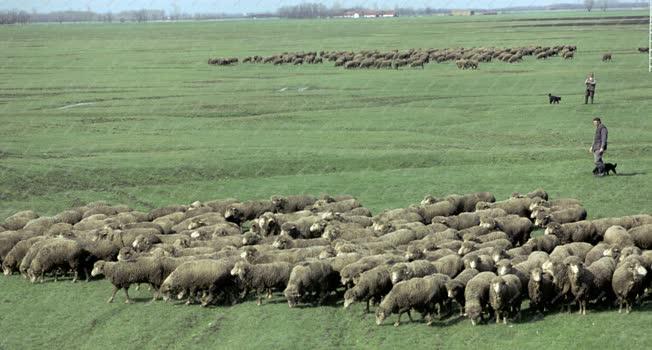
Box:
[1, 10, 651, 349]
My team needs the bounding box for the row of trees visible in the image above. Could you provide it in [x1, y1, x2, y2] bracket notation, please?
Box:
[0, 9, 238, 25]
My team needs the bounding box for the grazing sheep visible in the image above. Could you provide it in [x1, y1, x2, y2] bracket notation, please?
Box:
[445, 268, 480, 315]
[549, 242, 593, 262]
[3, 210, 39, 230]
[1, 230, 37, 262]
[321, 223, 375, 242]
[340, 254, 403, 287]
[480, 215, 533, 246]
[390, 260, 438, 284]
[432, 254, 464, 278]
[592, 216, 639, 237]
[489, 274, 523, 324]
[230, 260, 292, 305]
[344, 265, 393, 312]
[464, 271, 497, 325]
[53, 209, 83, 225]
[476, 197, 536, 218]
[534, 206, 587, 228]
[27, 238, 89, 283]
[463, 254, 495, 272]
[160, 258, 238, 306]
[511, 188, 548, 201]
[224, 200, 275, 225]
[281, 216, 322, 239]
[284, 261, 340, 307]
[523, 235, 559, 254]
[432, 212, 481, 230]
[310, 199, 361, 213]
[602, 53, 612, 61]
[568, 257, 616, 314]
[528, 267, 555, 313]
[611, 258, 648, 313]
[2, 236, 44, 275]
[272, 235, 329, 250]
[545, 221, 597, 244]
[628, 224, 652, 249]
[271, 195, 318, 213]
[375, 274, 451, 327]
[415, 201, 457, 223]
[91, 258, 166, 303]
[603, 225, 634, 248]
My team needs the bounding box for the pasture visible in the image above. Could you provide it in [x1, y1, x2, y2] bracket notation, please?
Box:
[0, 10, 651, 349]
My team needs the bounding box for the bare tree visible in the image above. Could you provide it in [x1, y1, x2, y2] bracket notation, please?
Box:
[584, 0, 594, 12]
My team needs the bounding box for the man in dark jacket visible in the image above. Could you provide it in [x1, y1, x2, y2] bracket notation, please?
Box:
[585, 73, 596, 104]
[590, 117, 608, 176]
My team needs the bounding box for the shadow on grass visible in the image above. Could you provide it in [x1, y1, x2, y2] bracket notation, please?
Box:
[614, 172, 646, 177]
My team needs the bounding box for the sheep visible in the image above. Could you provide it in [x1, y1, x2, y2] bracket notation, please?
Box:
[309, 198, 361, 213]
[432, 208, 507, 230]
[23, 217, 57, 234]
[463, 254, 495, 272]
[45, 223, 73, 237]
[160, 258, 238, 306]
[372, 208, 423, 227]
[91, 258, 166, 303]
[603, 225, 634, 248]
[2, 210, 39, 230]
[1, 230, 37, 262]
[464, 271, 497, 325]
[321, 223, 375, 242]
[611, 258, 648, 313]
[405, 247, 455, 262]
[202, 198, 239, 215]
[174, 212, 227, 233]
[271, 195, 318, 213]
[592, 216, 639, 237]
[447, 192, 496, 213]
[2, 236, 44, 275]
[528, 267, 555, 313]
[272, 235, 329, 250]
[390, 260, 438, 284]
[340, 254, 403, 287]
[584, 242, 615, 266]
[628, 224, 652, 249]
[230, 260, 292, 305]
[187, 222, 241, 240]
[344, 265, 393, 312]
[489, 274, 523, 324]
[284, 260, 340, 307]
[432, 254, 464, 278]
[224, 200, 275, 225]
[375, 274, 451, 327]
[567, 257, 616, 315]
[53, 209, 83, 225]
[534, 206, 587, 228]
[19, 238, 56, 277]
[281, 216, 322, 239]
[545, 221, 597, 244]
[256, 211, 313, 236]
[522, 235, 559, 254]
[414, 201, 457, 223]
[445, 268, 479, 315]
[475, 197, 537, 218]
[528, 198, 583, 212]
[480, 215, 533, 246]
[27, 238, 89, 283]
[467, 231, 510, 244]
[511, 188, 548, 201]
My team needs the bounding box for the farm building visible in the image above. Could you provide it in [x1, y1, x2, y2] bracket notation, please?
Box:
[451, 10, 475, 16]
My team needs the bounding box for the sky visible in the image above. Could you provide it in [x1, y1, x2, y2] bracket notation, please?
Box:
[0, 1, 596, 14]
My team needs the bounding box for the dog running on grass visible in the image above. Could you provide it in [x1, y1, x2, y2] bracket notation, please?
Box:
[593, 163, 617, 176]
[548, 93, 561, 104]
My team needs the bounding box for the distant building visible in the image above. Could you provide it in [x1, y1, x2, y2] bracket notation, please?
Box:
[451, 10, 475, 16]
[335, 10, 396, 19]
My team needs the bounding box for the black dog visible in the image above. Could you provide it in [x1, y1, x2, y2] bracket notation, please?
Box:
[548, 93, 561, 104]
[593, 163, 617, 175]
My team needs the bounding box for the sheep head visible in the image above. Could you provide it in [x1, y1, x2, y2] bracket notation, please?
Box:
[91, 261, 106, 277]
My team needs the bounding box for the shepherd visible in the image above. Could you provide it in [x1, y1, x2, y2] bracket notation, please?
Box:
[590, 117, 608, 177]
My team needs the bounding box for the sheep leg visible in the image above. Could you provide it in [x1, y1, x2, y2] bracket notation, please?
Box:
[107, 286, 118, 303]
[495, 311, 500, 324]
[365, 299, 370, 314]
[267, 289, 273, 299]
[394, 312, 402, 327]
[124, 287, 133, 304]
[618, 300, 623, 313]
[406, 310, 414, 322]
[256, 293, 262, 306]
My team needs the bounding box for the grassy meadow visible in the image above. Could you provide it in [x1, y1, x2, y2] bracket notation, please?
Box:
[0, 10, 651, 349]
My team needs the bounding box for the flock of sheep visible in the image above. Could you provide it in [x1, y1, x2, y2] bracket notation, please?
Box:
[1, 190, 651, 327]
[208, 45, 578, 70]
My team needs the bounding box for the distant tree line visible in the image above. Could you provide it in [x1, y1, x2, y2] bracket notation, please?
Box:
[0, 1, 648, 25]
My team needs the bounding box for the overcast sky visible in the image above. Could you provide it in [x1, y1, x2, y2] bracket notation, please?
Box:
[0, 1, 592, 14]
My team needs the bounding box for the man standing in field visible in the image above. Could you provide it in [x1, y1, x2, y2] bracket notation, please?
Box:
[590, 117, 608, 176]
[585, 73, 596, 104]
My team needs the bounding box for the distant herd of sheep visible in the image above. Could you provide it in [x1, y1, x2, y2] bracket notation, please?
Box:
[2, 190, 652, 327]
[208, 46, 648, 70]
[208, 45, 578, 70]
